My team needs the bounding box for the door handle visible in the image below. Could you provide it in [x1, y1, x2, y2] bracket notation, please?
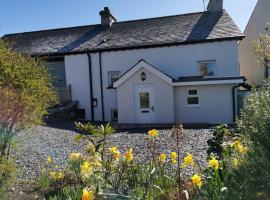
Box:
[151, 106, 154, 112]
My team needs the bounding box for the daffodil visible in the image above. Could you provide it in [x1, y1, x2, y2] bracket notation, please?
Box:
[50, 171, 56, 179]
[82, 188, 95, 200]
[158, 153, 166, 164]
[57, 172, 64, 179]
[170, 152, 177, 164]
[209, 157, 219, 170]
[81, 161, 92, 178]
[109, 146, 118, 154]
[182, 153, 195, 168]
[124, 148, 133, 162]
[191, 174, 202, 188]
[148, 129, 158, 138]
[47, 156, 52, 164]
[230, 140, 247, 154]
[113, 150, 121, 160]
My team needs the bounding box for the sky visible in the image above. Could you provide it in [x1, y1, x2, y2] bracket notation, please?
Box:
[0, 0, 258, 37]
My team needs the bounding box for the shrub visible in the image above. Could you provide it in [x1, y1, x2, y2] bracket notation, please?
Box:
[0, 158, 16, 199]
[0, 40, 58, 127]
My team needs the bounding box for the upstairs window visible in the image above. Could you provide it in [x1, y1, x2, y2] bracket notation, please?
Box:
[108, 71, 120, 87]
[187, 89, 199, 105]
[198, 60, 215, 77]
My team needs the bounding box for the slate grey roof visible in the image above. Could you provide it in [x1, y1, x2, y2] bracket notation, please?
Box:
[2, 10, 244, 56]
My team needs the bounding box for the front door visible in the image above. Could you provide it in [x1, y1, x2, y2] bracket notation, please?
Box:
[135, 85, 155, 123]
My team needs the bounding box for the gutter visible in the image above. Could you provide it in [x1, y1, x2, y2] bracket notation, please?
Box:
[99, 52, 105, 122]
[87, 53, 94, 121]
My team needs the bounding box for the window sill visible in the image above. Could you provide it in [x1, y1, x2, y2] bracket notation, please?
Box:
[186, 104, 201, 107]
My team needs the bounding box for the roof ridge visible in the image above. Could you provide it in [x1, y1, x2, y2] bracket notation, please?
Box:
[3, 10, 216, 37]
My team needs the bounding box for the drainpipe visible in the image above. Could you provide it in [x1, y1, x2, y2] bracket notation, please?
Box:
[99, 52, 105, 122]
[87, 53, 94, 122]
[232, 84, 241, 122]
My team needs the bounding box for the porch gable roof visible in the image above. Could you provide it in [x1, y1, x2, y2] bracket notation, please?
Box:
[113, 59, 173, 88]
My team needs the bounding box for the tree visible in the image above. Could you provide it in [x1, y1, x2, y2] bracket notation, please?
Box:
[253, 33, 270, 79]
[0, 40, 58, 127]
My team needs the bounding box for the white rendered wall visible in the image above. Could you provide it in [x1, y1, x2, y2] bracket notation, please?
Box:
[65, 54, 92, 120]
[239, 0, 270, 85]
[100, 40, 239, 121]
[65, 40, 240, 122]
[117, 68, 174, 124]
[174, 84, 234, 124]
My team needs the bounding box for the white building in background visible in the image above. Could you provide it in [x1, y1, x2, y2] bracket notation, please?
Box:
[239, 0, 270, 86]
[3, 0, 245, 124]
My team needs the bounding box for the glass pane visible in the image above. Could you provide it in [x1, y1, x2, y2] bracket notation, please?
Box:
[199, 62, 214, 76]
[188, 89, 197, 95]
[187, 97, 199, 105]
[108, 72, 120, 85]
[139, 92, 150, 108]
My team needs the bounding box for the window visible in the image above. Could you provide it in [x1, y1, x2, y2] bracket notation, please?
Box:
[111, 109, 118, 121]
[187, 89, 199, 105]
[108, 71, 120, 87]
[139, 92, 150, 108]
[198, 61, 215, 77]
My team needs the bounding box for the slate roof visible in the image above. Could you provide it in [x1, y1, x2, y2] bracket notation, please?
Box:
[2, 10, 244, 56]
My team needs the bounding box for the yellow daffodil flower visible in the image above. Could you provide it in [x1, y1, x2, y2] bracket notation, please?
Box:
[124, 148, 133, 162]
[109, 146, 118, 154]
[50, 171, 56, 179]
[191, 174, 202, 188]
[47, 156, 52, 164]
[82, 188, 95, 200]
[182, 153, 195, 168]
[113, 150, 121, 160]
[230, 140, 247, 154]
[57, 172, 64, 179]
[81, 161, 92, 178]
[158, 153, 166, 164]
[148, 129, 158, 138]
[170, 152, 177, 164]
[209, 157, 219, 170]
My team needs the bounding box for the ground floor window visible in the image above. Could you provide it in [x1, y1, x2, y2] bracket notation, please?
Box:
[187, 89, 199, 105]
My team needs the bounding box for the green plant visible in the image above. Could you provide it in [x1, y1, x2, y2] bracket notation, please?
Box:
[74, 122, 115, 161]
[207, 124, 231, 159]
[0, 157, 16, 198]
[0, 40, 58, 127]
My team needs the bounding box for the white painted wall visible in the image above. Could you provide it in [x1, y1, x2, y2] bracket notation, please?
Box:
[65, 54, 92, 120]
[174, 84, 234, 124]
[239, 0, 270, 85]
[117, 67, 174, 124]
[100, 40, 239, 121]
[65, 40, 240, 122]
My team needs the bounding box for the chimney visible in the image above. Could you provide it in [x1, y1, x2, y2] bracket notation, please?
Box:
[207, 0, 223, 12]
[99, 7, 117, 27]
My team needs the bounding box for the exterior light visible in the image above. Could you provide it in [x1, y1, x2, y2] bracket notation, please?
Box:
[141, 72, 146, 81]
[92, 98, 98, 107]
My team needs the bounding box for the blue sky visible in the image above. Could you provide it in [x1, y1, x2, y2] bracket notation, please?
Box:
[0, 0, 257, 36]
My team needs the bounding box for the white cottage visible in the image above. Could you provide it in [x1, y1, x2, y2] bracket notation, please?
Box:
[3, 0, 245, 124]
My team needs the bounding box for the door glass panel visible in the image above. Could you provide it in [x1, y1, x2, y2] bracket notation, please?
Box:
[139, 92, 150, 108]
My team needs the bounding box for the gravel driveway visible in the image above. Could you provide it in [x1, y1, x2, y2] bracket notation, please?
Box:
[10, 121, 213, 180]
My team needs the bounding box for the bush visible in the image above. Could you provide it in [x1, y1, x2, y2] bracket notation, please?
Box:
[0, 158, 16, 199]
[0, 40, 58, 127]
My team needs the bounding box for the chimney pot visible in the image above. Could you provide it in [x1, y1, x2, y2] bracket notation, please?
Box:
[207, 0, 223, 12]
[99, 7, 117, 27]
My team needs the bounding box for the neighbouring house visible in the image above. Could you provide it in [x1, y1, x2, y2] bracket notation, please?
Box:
[2, 0, 245, 124]
[239, 0, 270, 86]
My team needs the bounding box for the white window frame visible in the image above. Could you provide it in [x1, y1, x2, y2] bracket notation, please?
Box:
[186, 88, 200, 107]
[108, 71, 121, 87]
[197, 60, 216, 77]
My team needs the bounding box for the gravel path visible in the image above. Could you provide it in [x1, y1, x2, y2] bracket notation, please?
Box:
[10, 122, 213, 180]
